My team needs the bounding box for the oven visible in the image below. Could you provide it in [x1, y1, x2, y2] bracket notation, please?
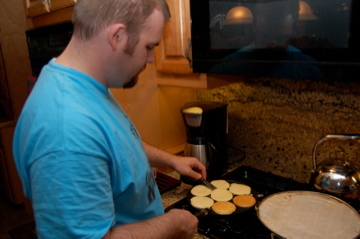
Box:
[165, 166, 360, 239]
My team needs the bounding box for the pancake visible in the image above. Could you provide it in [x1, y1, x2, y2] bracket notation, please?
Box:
[190, 196, 214, 210]
[210, 188, 233, 201]
[210, 180, 230, 189]
[191, 185, 213, 197]
[233, 195, 256, 208]
[229, 183, 251, 195]
[212, 201, 236, 215]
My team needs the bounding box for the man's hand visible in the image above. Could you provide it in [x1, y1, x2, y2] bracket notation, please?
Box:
[142, 141, 207, 179]
[103, 209, 198, 239]
[166, 209, 199, 239]
[171, 155, 207, 180]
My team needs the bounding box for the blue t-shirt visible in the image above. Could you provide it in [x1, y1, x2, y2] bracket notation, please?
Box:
[13, 59, 164, 238]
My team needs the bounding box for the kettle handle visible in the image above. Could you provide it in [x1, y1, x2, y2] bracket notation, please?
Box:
[312, 134, 360, 170]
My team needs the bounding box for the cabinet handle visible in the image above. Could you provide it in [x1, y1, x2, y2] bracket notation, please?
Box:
[47, 0, 51, 5]
[185, 38, 192, 68]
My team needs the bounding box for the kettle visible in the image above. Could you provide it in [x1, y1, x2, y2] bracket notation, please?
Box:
[310, 134, 360, 200]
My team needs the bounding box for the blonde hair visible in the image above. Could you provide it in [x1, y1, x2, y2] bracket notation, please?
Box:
[72, 0, 170, 53]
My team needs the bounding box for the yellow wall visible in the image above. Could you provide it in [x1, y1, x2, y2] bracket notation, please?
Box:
[111, 64, 197, 152]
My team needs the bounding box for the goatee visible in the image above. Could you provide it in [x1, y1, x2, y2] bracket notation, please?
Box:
[123, 76, 138, 89]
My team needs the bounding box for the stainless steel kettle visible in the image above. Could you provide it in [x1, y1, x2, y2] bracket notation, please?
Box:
[310, 134, 360, 200]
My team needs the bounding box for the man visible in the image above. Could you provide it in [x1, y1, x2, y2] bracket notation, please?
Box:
[13, 0, 206, 238]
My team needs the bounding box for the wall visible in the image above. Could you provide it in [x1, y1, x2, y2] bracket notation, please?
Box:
[111, 64, 197, 152]
[197, 77, 360, 183]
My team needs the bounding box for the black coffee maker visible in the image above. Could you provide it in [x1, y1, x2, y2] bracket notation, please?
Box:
[181, 101, 228, 184]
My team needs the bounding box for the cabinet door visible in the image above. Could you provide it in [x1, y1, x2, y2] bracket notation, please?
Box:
[155, 0, 192, 74]
[0, 148, 12, 201]
[48, 0, 76, 12]
[0, 125, 25, 205]
[25, 0, 50, 17]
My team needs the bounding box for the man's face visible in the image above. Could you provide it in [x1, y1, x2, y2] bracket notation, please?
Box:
[254, 2, 297, 49]
[114, 9, 165, 89]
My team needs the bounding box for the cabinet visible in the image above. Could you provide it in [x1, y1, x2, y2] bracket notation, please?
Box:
[0, 44, 13, 121]
[154, 0, 192, 74]
[0, 0, 33, 207]
[155, 0, 235, 89]
[25, 0, 76, 17]
[0, 125, 25, 205]
[25, 0, 49, 17]
[25, 0, 75, 28]
[48, 0, 76, 12]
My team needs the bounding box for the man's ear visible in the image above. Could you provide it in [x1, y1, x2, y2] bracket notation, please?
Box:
[108, 24, 126, 51]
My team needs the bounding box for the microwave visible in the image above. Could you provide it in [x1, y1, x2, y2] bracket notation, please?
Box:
[189, 0, 360, 82]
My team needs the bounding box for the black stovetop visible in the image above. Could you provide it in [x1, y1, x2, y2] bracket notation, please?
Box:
[165, 166, 359, 239]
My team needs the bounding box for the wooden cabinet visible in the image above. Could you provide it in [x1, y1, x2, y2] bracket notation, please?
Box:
[155, 0, 211, 88]
[48, 0, 76, 12]
[0, 0, 33, 206]
[25, 0, 76, 17]
[155, 0, 235, 89]
[25, 0, 75, 28]
[154, 0, 192, 74]
[25, 0, 49, 17]
[0, 125, 25, 205]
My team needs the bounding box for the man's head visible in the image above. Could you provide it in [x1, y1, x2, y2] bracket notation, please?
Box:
[72, 0, 170, 55]
[67, 0, 170, 89]
[253, 0, 299, 48]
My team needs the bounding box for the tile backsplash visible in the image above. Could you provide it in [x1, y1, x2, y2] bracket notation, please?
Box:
[197, 78, 360, 183]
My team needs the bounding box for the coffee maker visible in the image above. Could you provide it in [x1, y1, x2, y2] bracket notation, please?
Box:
[181, 101, 228, 184]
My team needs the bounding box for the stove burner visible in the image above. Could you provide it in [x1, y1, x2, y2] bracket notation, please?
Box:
[166, 166, 359, 239]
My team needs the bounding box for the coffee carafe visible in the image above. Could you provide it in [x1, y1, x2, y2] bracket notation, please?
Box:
[181, 101, 228, 184]
[182, 106, 210, 167]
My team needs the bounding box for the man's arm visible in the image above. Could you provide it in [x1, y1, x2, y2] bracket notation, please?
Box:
[142, 141, 207, 180]
[102, 209, 198, 239]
